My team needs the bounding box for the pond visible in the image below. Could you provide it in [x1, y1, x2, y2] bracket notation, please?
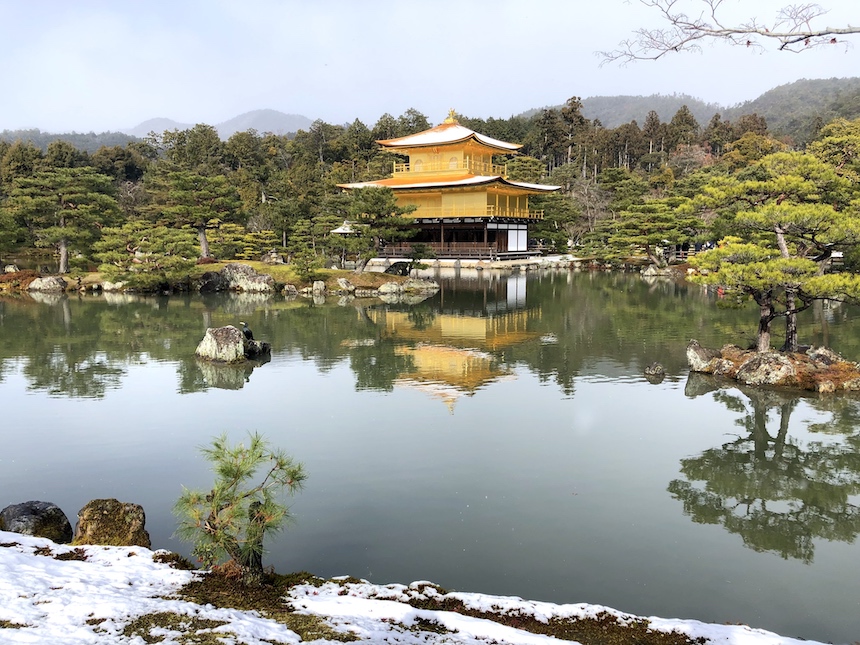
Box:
[2, 269, 860, 643]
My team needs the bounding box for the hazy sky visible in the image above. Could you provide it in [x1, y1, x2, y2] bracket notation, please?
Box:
[1, 0, 857, 133]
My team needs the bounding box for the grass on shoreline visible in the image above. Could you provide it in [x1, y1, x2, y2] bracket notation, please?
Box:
[170, 566, 707, 645]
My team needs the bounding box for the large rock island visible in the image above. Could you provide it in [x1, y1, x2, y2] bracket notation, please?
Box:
[195, 325, 271, 363]
[686, 339, 860, 392]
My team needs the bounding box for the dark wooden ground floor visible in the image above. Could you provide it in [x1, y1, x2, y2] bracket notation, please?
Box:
[383, 219, 533, 259]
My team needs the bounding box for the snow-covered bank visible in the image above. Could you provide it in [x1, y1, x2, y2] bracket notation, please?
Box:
[0, 531, 826, 644]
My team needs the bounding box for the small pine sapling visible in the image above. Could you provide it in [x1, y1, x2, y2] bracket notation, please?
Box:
[174, 432, 306, 586]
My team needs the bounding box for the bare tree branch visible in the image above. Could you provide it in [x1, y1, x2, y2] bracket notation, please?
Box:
[599, 0, 857, 64]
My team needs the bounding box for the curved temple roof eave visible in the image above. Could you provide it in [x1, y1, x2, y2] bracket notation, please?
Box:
[337, 176, 560, 193]
[376, 123, 522, 153]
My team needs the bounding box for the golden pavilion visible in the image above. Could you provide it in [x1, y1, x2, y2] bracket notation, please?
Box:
[338, 111, 559, 259]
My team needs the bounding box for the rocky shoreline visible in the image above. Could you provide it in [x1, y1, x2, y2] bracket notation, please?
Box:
[0, 262, 441, 304]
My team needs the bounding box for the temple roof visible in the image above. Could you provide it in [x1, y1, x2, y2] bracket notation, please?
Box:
[338, 175, 559, 192]
[377, 121, 521, 152]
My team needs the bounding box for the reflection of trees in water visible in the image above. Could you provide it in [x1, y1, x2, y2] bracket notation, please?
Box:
[3, 273, 860, 400]
[670, 374, 860, 563]
[23, 351, 125, 399]
[406, 304, 437, 331]
[350, 341, 415, 392]
[0, 293, 210, 398]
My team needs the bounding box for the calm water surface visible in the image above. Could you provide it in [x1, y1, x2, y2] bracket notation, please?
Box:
[2, 270, 860, 643]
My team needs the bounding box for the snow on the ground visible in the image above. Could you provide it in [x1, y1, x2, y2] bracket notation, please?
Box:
[0, 530, 826, 645]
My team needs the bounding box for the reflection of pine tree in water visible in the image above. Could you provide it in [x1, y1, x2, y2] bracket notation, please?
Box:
[670, 374, 860, 563]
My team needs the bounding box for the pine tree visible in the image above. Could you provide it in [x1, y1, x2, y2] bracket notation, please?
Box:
[690, 152, 860, 351]
[2, 167, 120, 273]
[174, 432, 306, 587]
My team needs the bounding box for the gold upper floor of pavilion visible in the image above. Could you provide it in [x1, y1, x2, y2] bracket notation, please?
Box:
[392, 158, 508, 178]
[338, 113, 559, 221]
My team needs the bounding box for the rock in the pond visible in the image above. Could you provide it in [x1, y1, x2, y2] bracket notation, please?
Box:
[377, 281, 401, 295]
[102, 280, 126, 292]
[641, 264, 673, 277]
[196, 325, 247, 363]
[735, 352, 797, 387]
[28, 276, 67, 292]
[644, 362, 665, 376]
[0, 501, 73, 543]
[196, 325, 271, 363]
[686, 339, 722, 372]
[402, 278, 440, 293]
[73, 498, 151, 548]
[685, 339, 860, 391]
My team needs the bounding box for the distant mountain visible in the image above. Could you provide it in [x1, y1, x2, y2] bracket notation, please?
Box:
[580, 94, 725, 129]
[215, 109, 312, 138]
[1, 110, 315, 153]
[722, 77, 860, 144]
[9, 79, 860, 155]
[125, 117, 193, 138]
[124, 110, 313, 140]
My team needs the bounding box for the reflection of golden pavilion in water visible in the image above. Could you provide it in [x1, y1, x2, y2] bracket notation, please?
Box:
[368, 307, 540, 411]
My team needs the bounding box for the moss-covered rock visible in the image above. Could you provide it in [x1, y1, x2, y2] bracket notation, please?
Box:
[73, 498, 151, 548]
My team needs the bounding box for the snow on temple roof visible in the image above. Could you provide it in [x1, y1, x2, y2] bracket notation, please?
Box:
[338, 175, 560, 192]
[377, 121, 521, 152]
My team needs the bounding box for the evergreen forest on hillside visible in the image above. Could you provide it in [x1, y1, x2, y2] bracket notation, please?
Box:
[0, 129, 139, 154]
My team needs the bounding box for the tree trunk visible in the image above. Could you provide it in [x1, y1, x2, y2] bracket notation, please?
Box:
[197, 225, 211, 259]
[782, 291, 799, 352]
[756, 295, 773, 352]
[757, 313, 771, 352]
[774, 225, 798, 352]
[645, 244, 665, 268]
[58, 238, 70, 274]
[239, 501, 265, 587]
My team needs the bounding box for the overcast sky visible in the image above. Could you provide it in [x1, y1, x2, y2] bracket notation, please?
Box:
[1, 0, 857, 133]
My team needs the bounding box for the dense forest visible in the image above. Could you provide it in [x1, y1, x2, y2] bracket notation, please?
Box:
[724, 77, 860, 143]
[0, 98, 777, 274]
[3, 89, 860, 352]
